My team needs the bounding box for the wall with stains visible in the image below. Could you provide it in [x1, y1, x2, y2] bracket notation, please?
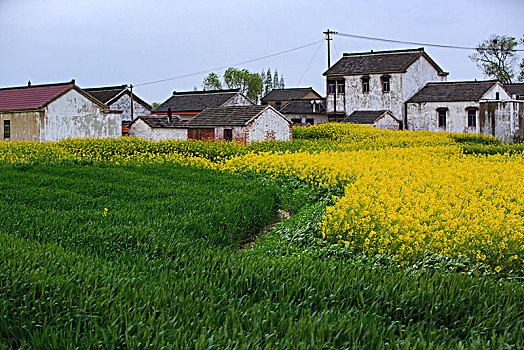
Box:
[402, 57, 447, 102]
[44, 89, 121, 141]
[0, 110, 42, 141]
[407, 101, 480, 133]
[221, 93, 255, 107]
[285, 113, 328, 125]
[374, 113, 401, 130]
[128, 119, 187, 141]
[243, 108, 292, 142]
[110, 93, 151, 122]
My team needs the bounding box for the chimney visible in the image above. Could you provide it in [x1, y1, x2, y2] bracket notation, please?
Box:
[172, 91, 177, 95]
[28, 80, 31, 87]
[71, 79, 76, 85]
[167, 108, 172, 123]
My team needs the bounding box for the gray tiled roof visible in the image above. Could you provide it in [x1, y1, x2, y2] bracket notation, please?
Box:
[261, 88, 320, 102]
[84, 85, 127, 104]
[139, 116, 185, 128]
[153, 89, 240, 113]
[342, 110, 388, 124]
[407, 81, 498, 103]
[324, 48, 447, 76]
[280, 99, 326, 114]
[504, 83, 524, 98]
[187, 106, 270, 127]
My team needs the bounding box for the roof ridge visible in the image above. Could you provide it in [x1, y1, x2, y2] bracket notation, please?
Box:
[426, 80, 499, 85]
[342, 47, 424, 57]
[83, 85, 127, 91]
[172, 89, 240, 95]
[0, 80, 75, 91]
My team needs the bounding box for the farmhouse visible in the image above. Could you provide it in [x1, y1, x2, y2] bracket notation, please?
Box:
[342, 110, 401, 130]
[128, 115, 187, 141]
[84, 85, 152, 135]
[407, 80, 524, 141]
[261, 87, 323, 111]
[186, 105, 292, 142]
[504, 83, 524, 100]
[0, 80, 121, 141]
[280, 98, 327, 125]
[323, 48, 448, 124]
[152, 89, 253, 121]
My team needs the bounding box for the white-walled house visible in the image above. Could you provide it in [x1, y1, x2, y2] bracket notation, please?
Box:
[186, 105, 292, 142]
[280, 98, 328, 125]
[151, 89, 254, 121]
[323, 48, 448, 125]
[0, 80, 121, 141]
[407, 80, 524, 141]
[342, 110, 401, 130]
[128, 115, 187, 141]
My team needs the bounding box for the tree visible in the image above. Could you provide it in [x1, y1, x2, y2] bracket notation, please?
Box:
[264, 68, 273, 94]
[222, 68, 263, 102]
[273, 69, 280, 89]
[202, 72, 222, 90]
[469, 34, 521, 84]
[279, 74, 285, 89]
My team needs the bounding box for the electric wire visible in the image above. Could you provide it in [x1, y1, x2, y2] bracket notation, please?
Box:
[135, 39, 324, 87]
[296, 40, 324, 86]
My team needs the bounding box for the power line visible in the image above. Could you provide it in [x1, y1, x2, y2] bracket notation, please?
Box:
[135, 39, 324, 87]
[336, 32, 524, 52]
[296, 40, 324, 86]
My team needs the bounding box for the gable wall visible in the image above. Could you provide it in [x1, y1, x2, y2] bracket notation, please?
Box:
[374, 113, 400, 130]
[221, 94, 255, 107]
[244, 109, 292, 142]
[44, 89, 121, 141]
[482, 84, 512, 100]
[0, 110, 42, 141]
[110, 93, 151, 121]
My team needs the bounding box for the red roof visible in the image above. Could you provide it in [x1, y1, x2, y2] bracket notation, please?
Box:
[0, 82, 73, 111]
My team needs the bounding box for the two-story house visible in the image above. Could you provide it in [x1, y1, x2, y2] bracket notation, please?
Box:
[323, 48, 448, 127]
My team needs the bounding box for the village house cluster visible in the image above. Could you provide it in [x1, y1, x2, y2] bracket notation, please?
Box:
[1, 47, 523, 142]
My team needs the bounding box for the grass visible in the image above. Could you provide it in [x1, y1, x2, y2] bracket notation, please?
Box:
[0, 163, 523, 348]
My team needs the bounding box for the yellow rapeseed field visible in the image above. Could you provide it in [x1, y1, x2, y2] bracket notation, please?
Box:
[1, 123, 522, 272]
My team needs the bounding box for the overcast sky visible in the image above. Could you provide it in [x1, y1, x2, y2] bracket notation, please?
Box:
[1, 0, 523, 103]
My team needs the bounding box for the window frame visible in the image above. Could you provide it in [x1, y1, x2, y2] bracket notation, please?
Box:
[3, 120, 10, 140]
[437, 108, 447, 128]
[381, 75, 391, 93]
[223, 128, 233, 141]
[467, 108, 477, 127]
[361, 76, 370, 93]
[336, 79, 345, 94]
[327, 80, 336, 94]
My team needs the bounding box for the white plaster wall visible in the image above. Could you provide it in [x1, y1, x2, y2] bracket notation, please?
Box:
[481, 84, 512, 100]
[283, 113, 328, 124]
[43, 89, 121, 141]
[221, 93, 255, 107]
[407, 101, 480, 133]
[402, 57, 447, 102]
[373, 113, 400, 130]
[110, 93, 151, 121]
[129, 119, 187, 141]
[245, 109, 292, 142]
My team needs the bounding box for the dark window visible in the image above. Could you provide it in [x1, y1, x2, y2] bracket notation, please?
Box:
[337, 80, 345, 93]
[291, 118, 302, 124]
[438, 109, 447, 127]
[495, 92, 500, 100]
[328, 80, 336, 94]
[467, 109, 476, 127]
[362, 77, 370, 93]
[275, 102, 281, 110]
[381, 76, 390, 92]
[224, 128, 233, 141]
[305, 118, 315, 125]
[3, 120, 10, 139]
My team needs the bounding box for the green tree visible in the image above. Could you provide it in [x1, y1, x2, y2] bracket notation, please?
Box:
[223, 68, 263, 102]
[264, 68, 273, 95]
[273, 69, 280, 89]
[279, 74, 285, 89]
[202, 72, 222, 90]
[469, 34, 521, 84]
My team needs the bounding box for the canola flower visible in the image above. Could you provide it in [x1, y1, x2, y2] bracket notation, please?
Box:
[1, 123, 522, 272]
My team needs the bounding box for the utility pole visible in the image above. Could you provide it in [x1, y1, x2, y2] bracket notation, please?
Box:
[129, 84, 134, 122]
[323, 29, 338, 69]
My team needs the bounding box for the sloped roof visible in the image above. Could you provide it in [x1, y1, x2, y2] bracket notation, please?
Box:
[261, 87, 321, 102]
[138, 116, 185, 128]
[324, 48, 447, 76]
[0, 81, 74, 111]
[280, 99, 326, 114]
[153, 89, 240, 113]
[187, 105, 271, 127]
[342, 110, 389, 124]
[407, 80, 499, 103]
[83, 85, 127, 104]
[504, 83, 524, 97]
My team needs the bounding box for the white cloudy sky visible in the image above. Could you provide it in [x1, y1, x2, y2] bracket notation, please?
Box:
[1, 0, 523, 103]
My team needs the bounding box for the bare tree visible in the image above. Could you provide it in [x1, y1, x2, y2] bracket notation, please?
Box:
[469, 34, 519, 84]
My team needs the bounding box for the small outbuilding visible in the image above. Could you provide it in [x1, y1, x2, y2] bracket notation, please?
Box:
[0, 80, 121, 141]
[261, 87, 323, 111]
[186, 105, 292, 142]
[128, 115, 187, 141]
[341, 110, 401, 130]
[280, 98, 327, 125]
